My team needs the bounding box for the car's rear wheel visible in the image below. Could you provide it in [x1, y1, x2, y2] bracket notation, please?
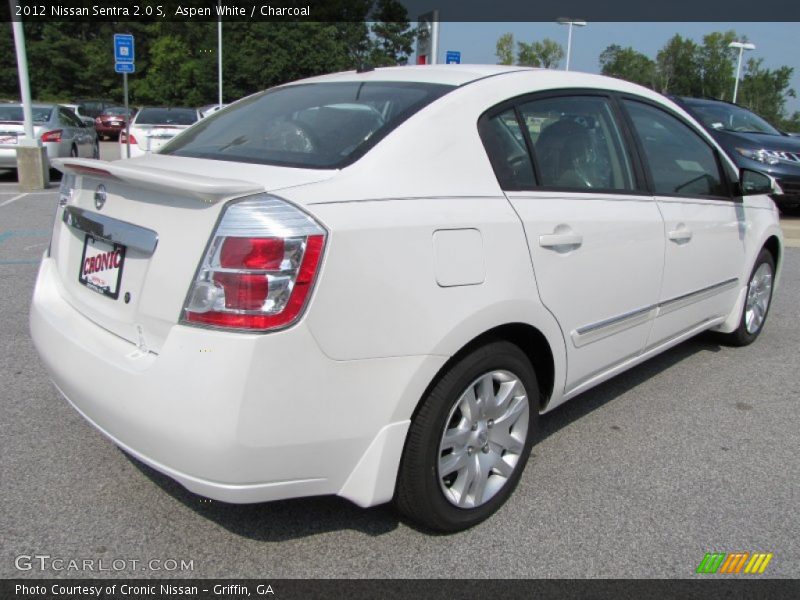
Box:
[395, 340, 538, 532]
[718, 248, 775, 346]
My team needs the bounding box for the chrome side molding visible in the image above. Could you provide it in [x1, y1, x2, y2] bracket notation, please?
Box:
[571, 277, 740, 348]
[63, 206, 158, 255]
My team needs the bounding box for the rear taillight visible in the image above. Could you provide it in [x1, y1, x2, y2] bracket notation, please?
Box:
[119, 131, 137, 144]
[182, 195, 326, 332]
[41, 129, 62, 142]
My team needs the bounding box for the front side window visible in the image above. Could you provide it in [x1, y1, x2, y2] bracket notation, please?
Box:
[623, 100, 727, 198]
[519, 96, 635, 191]
[162, 82, 454, 169]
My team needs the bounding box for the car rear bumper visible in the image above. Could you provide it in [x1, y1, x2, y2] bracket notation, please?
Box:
[30, 257, 441, 506]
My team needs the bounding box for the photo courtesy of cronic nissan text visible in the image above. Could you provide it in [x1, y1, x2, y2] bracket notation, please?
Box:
[1, 0, 799, 599]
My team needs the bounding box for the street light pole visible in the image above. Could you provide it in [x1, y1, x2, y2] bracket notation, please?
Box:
[217, 1, 223, 109]
[729, 41, 755, 104]
[557, 18, 587, 71]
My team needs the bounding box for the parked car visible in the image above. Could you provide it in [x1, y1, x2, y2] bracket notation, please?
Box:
[0, 103, 98, 170]
[675, 97, 800, 211]
[94, 106, 136, 140]
[61, 103, 95, 127]
[32, 66, 782, 532]
[119, 107, 200, 158]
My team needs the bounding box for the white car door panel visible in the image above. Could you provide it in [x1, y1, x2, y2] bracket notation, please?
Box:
[508, 192, 664, 391]
[648, 198, 744, 347]
[621, 99, 745, 348]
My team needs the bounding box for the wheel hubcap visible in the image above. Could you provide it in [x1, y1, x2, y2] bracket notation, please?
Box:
[437, 370, 529, 509]
[745, 262, 773, 334]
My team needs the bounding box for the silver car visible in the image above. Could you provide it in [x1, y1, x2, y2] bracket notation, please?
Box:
[0, 103, 99, 170]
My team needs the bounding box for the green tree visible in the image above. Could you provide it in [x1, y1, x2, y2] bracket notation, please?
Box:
[655, 34, 701, 95]
[599, 44, 656, 88]
[698, 31, 738, 99]
[495, 33, 514, 65]
[739, 58, 796, 125]
[369, 0, 416, 67]
[517, 38, 564, 69]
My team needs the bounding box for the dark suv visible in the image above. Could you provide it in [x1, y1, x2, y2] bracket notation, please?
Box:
[675, 97, 800, 211]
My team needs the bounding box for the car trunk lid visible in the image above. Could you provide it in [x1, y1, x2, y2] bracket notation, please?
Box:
[49, 157, 334, 353]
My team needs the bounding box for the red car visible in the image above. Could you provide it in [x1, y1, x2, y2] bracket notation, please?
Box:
[94, 106, 136, 140]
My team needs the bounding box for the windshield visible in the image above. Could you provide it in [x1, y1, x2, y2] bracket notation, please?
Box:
[0, 106, 53, 123]
[161, 81, 454, 168]
[135, 108, 197, 126]
[685, 101, 782, 136]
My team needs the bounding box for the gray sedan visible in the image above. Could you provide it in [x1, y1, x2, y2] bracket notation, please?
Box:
[0, 103, 99, 170]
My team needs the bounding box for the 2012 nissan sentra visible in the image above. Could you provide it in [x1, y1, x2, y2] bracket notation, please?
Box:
[30, 65, 783, 532]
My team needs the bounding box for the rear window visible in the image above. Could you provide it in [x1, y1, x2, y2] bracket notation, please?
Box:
[0, 106, 52, 122]
[136, 108, 198, 126]
[161, 82, 454, 169]
[102, 106, 131, 116]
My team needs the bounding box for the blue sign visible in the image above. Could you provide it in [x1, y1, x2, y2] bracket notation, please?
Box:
[114, 34, 135, 64]
[115, 62, 135, 74]
[446, 51, 461, 64]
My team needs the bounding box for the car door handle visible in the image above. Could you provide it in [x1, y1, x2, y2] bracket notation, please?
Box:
[668, 228, 693, 243]
[539, 232, 583, 248]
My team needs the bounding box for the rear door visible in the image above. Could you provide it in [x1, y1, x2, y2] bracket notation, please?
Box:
[480, 93, 666, 394]
[620, 98, 744, 349]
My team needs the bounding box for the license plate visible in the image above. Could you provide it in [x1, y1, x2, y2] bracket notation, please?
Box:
[78, 235, 126, 299]
[0, 135, 17, 145]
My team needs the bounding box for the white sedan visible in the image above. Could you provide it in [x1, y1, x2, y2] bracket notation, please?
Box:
[0, 103, 98, 170]
[31, 66, 782, 532]
[119, 107, 200, 158]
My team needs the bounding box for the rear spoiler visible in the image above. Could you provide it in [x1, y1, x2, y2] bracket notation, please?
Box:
[53, 157, 264, 204]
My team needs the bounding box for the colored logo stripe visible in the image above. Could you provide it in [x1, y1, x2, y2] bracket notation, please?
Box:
[697, 552, 773, 574]
[697, 553, 726, 574]
[744, 553, 773, 574]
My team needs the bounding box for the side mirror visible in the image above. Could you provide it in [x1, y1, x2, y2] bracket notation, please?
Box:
[739, 169, 779, 196]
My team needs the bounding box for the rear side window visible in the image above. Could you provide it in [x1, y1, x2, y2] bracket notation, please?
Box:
[136, 108, 198, 126]
[478, 109, 535, 189]
[623, 100, 727, 198]
[519, 96, 634, 191]
[161, 82, 454, 169]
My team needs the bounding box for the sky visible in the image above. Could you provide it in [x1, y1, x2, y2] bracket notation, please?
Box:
[434, 22, 800, 114]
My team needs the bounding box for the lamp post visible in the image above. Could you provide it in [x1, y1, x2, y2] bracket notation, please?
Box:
[218, 1, 223, 109]
[729, 41, 755, 104]
[557, 18, 587, 71]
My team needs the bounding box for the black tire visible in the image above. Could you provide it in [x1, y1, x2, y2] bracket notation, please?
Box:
[395, 340, 539, 532]
[717, 248, 776, 347]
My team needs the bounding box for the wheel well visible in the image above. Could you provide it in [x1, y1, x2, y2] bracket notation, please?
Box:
[412, 323, 555, 421]
[763, 236, 781, 271]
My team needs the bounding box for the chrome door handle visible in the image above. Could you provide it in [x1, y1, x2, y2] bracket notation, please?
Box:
[668, 228, 693, 243]
[539, 233, 583, 248]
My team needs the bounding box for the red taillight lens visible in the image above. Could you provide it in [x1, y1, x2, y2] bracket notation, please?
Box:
[41, 129, 62, 142]
[119, 132, 137, 144]
[183, 196, 326, 332]
[220, 237, 285, 270]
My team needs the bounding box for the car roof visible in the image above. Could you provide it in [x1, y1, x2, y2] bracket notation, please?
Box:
[295, 64, 537, 87]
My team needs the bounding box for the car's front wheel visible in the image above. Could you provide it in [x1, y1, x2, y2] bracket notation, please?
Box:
[718, 248, 775, 346]
[395, 340, 538, 532]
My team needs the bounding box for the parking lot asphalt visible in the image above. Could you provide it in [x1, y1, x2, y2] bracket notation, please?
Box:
[1, 144, 799, 578]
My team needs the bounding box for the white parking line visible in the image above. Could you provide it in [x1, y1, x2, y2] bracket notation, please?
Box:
[0, 193, 28, 207]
